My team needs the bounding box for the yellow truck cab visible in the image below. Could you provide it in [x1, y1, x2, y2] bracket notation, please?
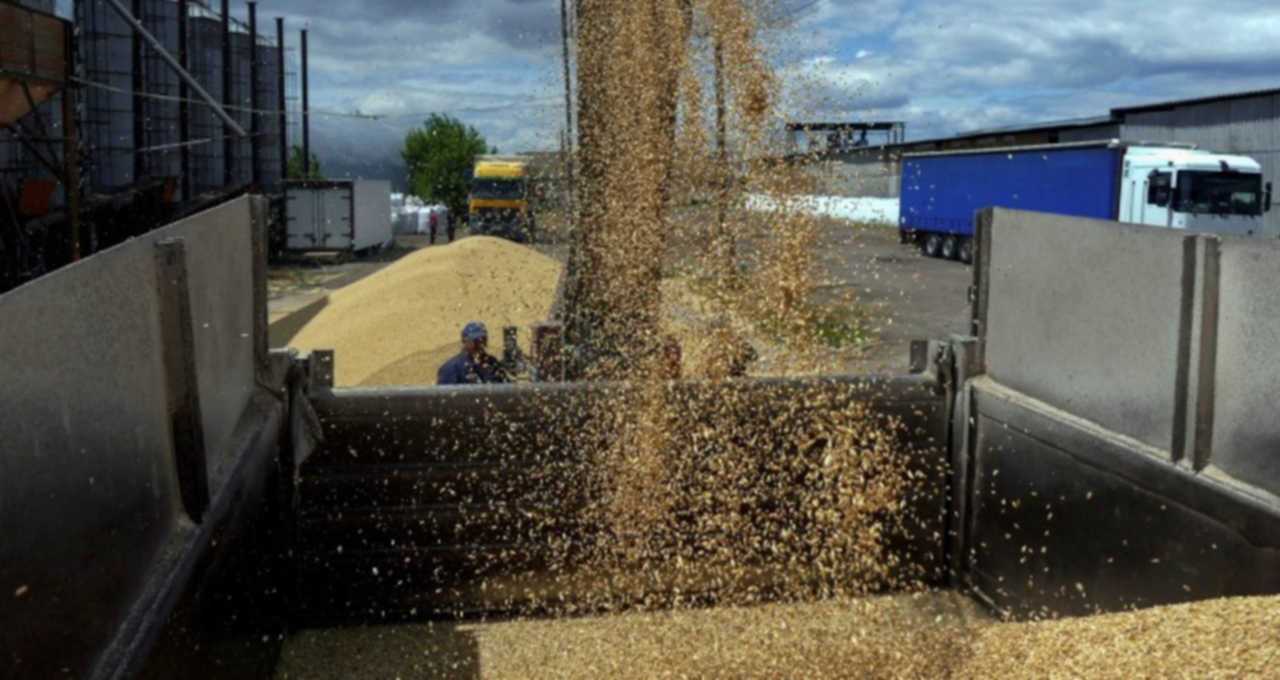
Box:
[469, 155, 533, 242]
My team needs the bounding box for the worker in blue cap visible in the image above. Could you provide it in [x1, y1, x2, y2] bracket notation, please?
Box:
[437, 321, 508, 385]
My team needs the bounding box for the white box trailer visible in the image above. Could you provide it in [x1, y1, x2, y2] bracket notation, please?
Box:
[284, 179, 392, 252]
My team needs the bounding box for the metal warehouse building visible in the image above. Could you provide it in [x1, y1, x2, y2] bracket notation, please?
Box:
[814, 87, 1280, 237]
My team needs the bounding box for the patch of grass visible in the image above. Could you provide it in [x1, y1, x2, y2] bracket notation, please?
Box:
[756, 301, 868, 349]
[679, 270, 869, 350]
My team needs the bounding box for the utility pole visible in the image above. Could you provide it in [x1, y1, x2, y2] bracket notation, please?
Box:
[248, 2, 260, 187]
[221, 0, 232, 186]
[131, 0, 144, 182]
[559, 0, 574, 229]
[63, 21, 80, 259]
[275, 17, 285, 182]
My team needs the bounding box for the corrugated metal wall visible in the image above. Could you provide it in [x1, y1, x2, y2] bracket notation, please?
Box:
[228, 28, 252, 186]
[187, 11, 224, 195]
[1119, 94, 1280, 237]
[1058, 124, 1121, 142]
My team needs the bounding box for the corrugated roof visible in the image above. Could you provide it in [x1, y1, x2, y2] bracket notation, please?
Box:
[785, 122, 903, 131]
[810, 85, 1280, 154]
[881, 114, 1115, 150]
[1111, 86, 1280, 116]
[956, 114, 1115, 138]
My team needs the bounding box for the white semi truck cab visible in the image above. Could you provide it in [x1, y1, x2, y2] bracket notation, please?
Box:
[1119, 146, 1273, 235]
[903, 140, 1275, 262]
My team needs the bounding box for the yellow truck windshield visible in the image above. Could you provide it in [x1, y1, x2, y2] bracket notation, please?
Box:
[472, 178, 524, 200]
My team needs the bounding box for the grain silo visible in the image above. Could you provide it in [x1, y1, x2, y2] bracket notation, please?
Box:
[228, 25, 254, 186]
[187, 6, 224, 195]
[254, 24, 282, 189]
[138, 0, 181, 189]
[79, 0, 135, 191]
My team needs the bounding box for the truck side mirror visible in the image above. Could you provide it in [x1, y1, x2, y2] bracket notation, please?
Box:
[1266, 182, 1273, 213]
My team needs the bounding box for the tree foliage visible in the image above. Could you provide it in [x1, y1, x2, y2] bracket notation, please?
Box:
[286, 145, 323, 179]
[402, 113, 491, 218]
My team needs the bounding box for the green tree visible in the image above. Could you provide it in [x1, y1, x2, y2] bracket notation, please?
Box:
[402, 113, 490, 218]
[286, 145, 323, 179]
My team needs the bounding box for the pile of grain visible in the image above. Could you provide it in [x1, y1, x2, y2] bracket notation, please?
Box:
[283, 236, 560, 386]
[276, 592, 1280, 678]
[959, 593, 1280, 677]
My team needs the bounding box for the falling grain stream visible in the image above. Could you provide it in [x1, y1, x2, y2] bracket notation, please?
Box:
[275, 1, 1280, 677]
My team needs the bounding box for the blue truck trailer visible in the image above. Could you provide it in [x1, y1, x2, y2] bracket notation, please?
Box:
[899, 139, 1271, 262]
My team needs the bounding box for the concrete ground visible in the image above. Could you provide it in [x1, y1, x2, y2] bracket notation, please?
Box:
[812, 219, 972, 374]
[267, 234, 446, 345]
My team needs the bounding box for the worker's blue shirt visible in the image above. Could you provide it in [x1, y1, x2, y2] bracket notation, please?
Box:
[437, 351, 507, 385]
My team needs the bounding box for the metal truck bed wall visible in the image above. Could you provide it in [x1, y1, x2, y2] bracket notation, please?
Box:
[899, 141, 1122, 237]
[0, 197, 289, 679]
[953, 207, 1280, 617]
[294, 376, 951, 624]
[6, 201, 1280, 677]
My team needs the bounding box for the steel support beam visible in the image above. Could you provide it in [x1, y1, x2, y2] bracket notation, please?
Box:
[300, 28, 309, 177]
[221, 0, 232, 186]
[275, 17, 286, 182]
[178, 0, 191, 201]
[62, 26, 80, 259]
[132, 0, 145, 181]
[248, 2, 260, 187]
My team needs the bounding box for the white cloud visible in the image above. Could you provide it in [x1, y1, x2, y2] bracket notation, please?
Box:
[286, 0, 1280, 172]
[776, 0, 1280, 140]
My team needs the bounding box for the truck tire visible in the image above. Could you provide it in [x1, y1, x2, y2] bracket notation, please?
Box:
[957, 237, 973, 264]
[941, 235, 957, 260]
[922, 233, 942, 258]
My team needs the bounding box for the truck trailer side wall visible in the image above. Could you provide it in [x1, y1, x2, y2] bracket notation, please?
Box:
[283, 179, 392, 252]
[900, 145, 1121, 237]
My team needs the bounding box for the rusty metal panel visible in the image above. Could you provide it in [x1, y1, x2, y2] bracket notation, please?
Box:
[0, 2, 67, 125]
[0, 2, 67, 84]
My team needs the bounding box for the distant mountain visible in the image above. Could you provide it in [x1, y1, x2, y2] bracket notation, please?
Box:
[309, 115, 410, 192]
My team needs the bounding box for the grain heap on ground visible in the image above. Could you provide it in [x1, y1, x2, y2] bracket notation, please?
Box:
[283, 236, 560, 386]
[276, 592, 1280, 679]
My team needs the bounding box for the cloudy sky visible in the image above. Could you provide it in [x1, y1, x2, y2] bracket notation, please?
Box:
[253, 0, 1280, 180]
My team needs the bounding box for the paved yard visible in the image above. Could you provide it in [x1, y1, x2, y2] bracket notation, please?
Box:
[811, 219, 972, 374]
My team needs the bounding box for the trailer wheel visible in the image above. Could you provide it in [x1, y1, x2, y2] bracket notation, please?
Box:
[940, 235, 957, 260]
[922, 233, 942, 258]
[957, 237, 973, 264]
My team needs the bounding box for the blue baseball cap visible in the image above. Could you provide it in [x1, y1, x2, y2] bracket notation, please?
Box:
[461, 321, 488, 341]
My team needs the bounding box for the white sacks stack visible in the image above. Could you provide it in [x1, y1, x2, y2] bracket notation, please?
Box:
[389, 195, 451, 238]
